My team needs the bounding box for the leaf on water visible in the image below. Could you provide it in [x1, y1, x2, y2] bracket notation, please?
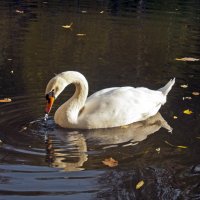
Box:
[62, 22, 73, 29]
[183, 109, 193, 115]
[165, 141, 188, 149]
[156, 147, 160, 153]
[16, 9, 24, 14]
[180, 84, 188, 88]
[76, 33, 86, 36]
[192, 92, 200, 96]
[175, 57, 199, 62]
[0, 98, 12, 103]
[102, 157, 118, 167]
[173, 116, 178, 119]
[177, 145, 188, 149]
[100, 11, 104, 14]
[183, 97, 192, 100]
[136, 180, 144, 189]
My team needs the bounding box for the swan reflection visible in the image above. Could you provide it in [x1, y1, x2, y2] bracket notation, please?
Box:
[45, 112, 172, 171]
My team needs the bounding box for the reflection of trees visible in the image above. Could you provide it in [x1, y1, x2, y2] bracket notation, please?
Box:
[0, 0, 200, 94]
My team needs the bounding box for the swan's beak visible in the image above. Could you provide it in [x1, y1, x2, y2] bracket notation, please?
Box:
[45, 91, 55, 114]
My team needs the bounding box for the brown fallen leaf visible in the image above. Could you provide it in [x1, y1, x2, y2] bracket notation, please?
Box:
[175, 57, 199, 62]
[102, 157, 118, 167]
[136, 180, 144, 189]
[196, 137, 200, 140]
[183, 109, 193, 115]
[192, 92, 200, 96]
[0, 98, 12, 103]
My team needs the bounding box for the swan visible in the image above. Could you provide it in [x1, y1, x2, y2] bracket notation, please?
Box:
[45, 71, 175, 129]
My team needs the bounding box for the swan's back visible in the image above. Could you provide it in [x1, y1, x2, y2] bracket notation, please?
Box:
[78, 86, 165, 129]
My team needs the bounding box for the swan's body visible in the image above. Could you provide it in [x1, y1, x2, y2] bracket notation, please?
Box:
[45, 71, 175, 129]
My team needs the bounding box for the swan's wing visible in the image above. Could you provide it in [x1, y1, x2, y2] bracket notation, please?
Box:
[79, 87, 165, 128]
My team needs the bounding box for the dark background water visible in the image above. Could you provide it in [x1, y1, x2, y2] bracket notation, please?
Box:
[0, 0, 200, 199]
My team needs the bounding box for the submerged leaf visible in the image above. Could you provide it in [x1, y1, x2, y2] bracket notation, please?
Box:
[136, 180, 144, 189]
[175, 57, 199, 62]
[102, 157, 118, 167]
[183, 109, 193, 115]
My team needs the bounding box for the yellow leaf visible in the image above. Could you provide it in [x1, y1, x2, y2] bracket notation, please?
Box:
[76, 33, 86, 36]
[175, 57, 199, 62]
[180, 84, 188, 88]
[192, 92, 200, 96]
[173, 116, 178, 119]
[0, 98, 12, 103]
[102, 157, 118, 167]
[177, 145, 188, 149]
[62, 22, 73, 29]
[136, 180, 144, 189]
[183, 109, 193, 115]
[165, 141, 188, 149]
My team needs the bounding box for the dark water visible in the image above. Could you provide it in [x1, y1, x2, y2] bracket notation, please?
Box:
[0, 0, 200, 199]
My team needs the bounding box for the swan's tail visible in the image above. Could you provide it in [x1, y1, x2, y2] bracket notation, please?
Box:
[159, 78, 175, 96]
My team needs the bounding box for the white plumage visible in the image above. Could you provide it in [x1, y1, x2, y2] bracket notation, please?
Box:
[45, 71, 175, 129]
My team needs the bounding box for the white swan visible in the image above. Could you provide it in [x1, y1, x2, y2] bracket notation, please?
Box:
[45, 71, 175, 129]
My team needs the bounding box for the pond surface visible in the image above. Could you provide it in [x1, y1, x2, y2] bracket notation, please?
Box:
[0, 0, 200, 199]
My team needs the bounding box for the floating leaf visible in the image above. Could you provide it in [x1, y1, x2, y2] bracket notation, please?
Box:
[102, 157, 118, 167]
[177, 145, 188, 149]
[16, 9, 24, 14]
[76, 33, 86, 36]
[192, 92, 200, 96]
[136, 180, 144, 189]
[175, 57, 199, 62]
[183, 109, 193, 115]
[173, 116, 178, 119]
[180, 84, 188, 88]
[62, 22, 73, 29]
[156, 147, 160, 153]
[165, 141, 188, 149]
[100, 11, 104, 14]
[0, 98, 12, 103]
[183, 97, 192, 100]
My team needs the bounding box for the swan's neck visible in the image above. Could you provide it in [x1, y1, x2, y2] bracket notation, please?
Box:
[55, 72, 88, 128]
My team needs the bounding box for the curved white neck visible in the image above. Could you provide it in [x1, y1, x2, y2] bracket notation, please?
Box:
[54, 72, 88, 128]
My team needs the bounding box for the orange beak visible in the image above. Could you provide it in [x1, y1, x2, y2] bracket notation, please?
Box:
[45, 96, 55, 114]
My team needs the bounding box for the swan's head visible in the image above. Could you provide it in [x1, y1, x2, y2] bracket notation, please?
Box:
[45, 75, 67, 114]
